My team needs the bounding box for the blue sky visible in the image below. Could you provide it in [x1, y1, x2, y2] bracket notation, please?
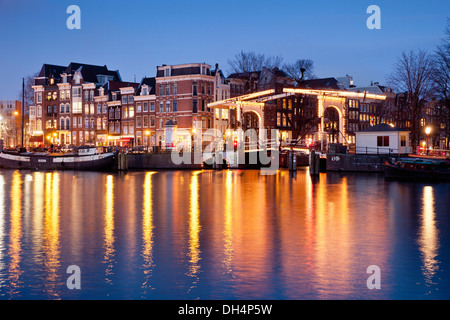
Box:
[0, 0, 448, 99]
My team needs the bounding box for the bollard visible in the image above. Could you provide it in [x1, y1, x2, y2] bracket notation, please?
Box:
[309, 150, 319, 175]
[288, 150, 297, 171]
[288, 151, 293, 171]
[118, 153, 128, 171]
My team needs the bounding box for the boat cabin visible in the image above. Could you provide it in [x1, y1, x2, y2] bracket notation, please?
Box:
[77, 146, 99, 155]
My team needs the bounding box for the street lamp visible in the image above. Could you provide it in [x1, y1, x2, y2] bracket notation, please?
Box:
[425, 126, 432, 155]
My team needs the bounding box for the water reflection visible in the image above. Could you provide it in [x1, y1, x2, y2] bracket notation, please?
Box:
[0, 175, 5, 272]
[223, 170, 234, 275]
[142, 171, 156, 295]
[104, 175, 115, 286]
[187, 171, 202, 291]
[43, 173, 61, 298]
[0, 170, 448, 299]
[419, 186, 440, 288]
[7, 172, 23, 297]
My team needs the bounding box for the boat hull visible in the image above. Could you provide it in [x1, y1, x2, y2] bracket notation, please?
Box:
[0, 152, 116, 171]
[384, 162, 450, 181]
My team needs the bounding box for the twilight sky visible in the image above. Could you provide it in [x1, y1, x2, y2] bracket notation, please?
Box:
[0, 0, 448, 100]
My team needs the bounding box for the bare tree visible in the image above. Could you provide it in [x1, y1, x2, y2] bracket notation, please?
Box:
[432, 18, 450, 148]
[283, 59, 316, 84]
[227, 50, 283, 74]
[16, 72, 37, 146]
[387, 50, 435, 149]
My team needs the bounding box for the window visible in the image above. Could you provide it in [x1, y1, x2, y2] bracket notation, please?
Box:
[129, 106, 134, 118]
[143, 115, 148, 128]
[102, 118, 107, 130]
[66, 118, 70, 130]
[37, 93, 42, 103]
[377, 136, 390, 147]
[37, 106, 42, 117]
[192, 83, 198, 96]
[90, 118, 95, 129]
[84, 91, 89, 101]
[143, 102, 148, 112]
[37, 119, 42, 131]
[66, 104, 70, 113]
[201, 99, 205, 112]
[115, 109, 120, 119]
[136, 116, 142, 128]
[89, 91, 94, 101]
[73, 87, 82, 98]
[192, 99, 198, 113]
[60, 90, 66, 100]
[165, 85, 170, 96]
[90, 104, 95, 114]
[129, 96, 134, 103]
[60, 104, 65, 113]
[73, 117, 77, 127]
[129, 125, 134, 135]
[164, 68, 170, 77]
[142, 87, 148, 96]
[103, 104, 107, 114]
[52, 92, 57, 100]
[85, 104, 90, 114]
[109, 124, 114, 133]
[400, 135, 406, 147]
[115, 123, 120, 133]
[66, 90, 70, 100]
[202, 84, 205, 95]
[150, 102, 155, 111]
[78, 117, 82, 128]
[97, 118, 102, 129]
[160, 102, 164, 112]
[122, 96, 128, 104]
[173, 84, 177, 95]
[166, 101, 170, 112]
[159, 85, 164, 96]
[72, 101, 82, 114]
[60, 118, 65, 130]
[150, 116, 155, 127]
[47, 92, 52, 101]
[85, 117, 89, 129]
[136, 103, 142, 113]
[173, 100, 177, 112]
[109, 109, 114, 119]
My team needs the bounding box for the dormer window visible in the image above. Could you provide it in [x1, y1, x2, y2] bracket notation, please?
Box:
[164, 68, 171, 77]
[49, 77, 55, 85]
[142, 86, 148, 96]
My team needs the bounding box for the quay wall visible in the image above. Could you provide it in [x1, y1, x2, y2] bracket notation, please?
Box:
[123, 152, 202, 170]
[326, 153, 392, 172]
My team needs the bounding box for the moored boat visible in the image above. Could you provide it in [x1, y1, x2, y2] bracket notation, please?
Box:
[0, 146, 116, 171]
[384, 157, 450, 181]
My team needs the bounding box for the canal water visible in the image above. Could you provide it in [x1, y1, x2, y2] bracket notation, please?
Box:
[0, 168, 449, 300]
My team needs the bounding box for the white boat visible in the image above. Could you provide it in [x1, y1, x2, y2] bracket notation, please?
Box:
[0, 146, 116, 171]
